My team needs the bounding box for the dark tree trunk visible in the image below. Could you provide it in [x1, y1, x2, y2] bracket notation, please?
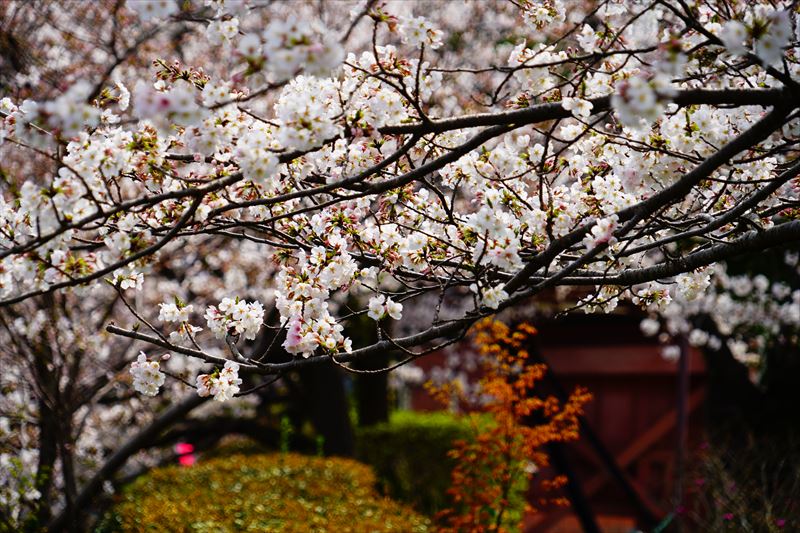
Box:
[298, 362, 355, 456]
[29, 326, 62, 530]
[353, 352, 389, 427]
[57, 418, 79, 533]
[32, 398, 58, 529]
[347, 314, 389, 427]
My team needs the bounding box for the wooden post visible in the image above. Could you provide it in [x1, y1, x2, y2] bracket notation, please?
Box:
[674, 335, 691, 531]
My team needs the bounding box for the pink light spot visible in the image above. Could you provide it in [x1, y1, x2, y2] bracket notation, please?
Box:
[176, 442, 195, 466]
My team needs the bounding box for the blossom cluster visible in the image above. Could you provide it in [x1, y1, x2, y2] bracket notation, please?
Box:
[611, 74, 675, 130]
[719, 10, 795, 66]
[159, 301, 202, 343]
[237, 16, 344, 81]
[274, 76, 343, 151]
[343, 45, 441, 128]
[367, 294, 403, 321]
[129, 352, 165, 397]
[204, 298, 265, 341]
[399, 15, 444, 49]
[644, 254, 800, 370]
[133, 80, 205, 127]
[129, 0, 178, 22]
[196, 361, 242, 402]
[276, 238, 359, 357]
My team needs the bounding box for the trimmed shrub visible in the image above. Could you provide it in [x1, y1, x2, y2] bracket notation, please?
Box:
[355, 410, 476, 516]
[98, 452, 430, 532]
[198, 436, 271, 460]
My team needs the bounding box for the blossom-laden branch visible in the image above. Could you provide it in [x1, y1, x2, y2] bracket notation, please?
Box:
[0, 0, 799, 405]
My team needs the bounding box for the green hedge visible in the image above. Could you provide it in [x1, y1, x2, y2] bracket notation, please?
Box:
[98, 452, 430, 532]
[355, 410, 477, 516]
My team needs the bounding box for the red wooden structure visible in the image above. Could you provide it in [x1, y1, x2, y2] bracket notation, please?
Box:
[411, 312, 707, 532]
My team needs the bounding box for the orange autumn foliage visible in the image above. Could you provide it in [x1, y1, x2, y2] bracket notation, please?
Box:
[427, 319, 591, 533]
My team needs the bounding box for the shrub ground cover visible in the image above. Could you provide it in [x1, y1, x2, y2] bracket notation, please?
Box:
[98, 452, 430, 532]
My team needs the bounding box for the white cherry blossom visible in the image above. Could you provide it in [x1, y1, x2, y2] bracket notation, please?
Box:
[129, 352, 165, 396]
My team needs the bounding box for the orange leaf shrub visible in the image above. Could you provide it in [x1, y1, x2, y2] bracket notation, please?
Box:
[428, 319, 591, 532]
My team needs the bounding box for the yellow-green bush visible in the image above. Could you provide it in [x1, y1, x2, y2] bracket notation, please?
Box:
[98, 453, 430, 532]
[355, 410, 478, 516]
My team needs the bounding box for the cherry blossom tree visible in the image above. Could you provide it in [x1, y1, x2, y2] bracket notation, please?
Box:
[2, 0, 800, 529]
